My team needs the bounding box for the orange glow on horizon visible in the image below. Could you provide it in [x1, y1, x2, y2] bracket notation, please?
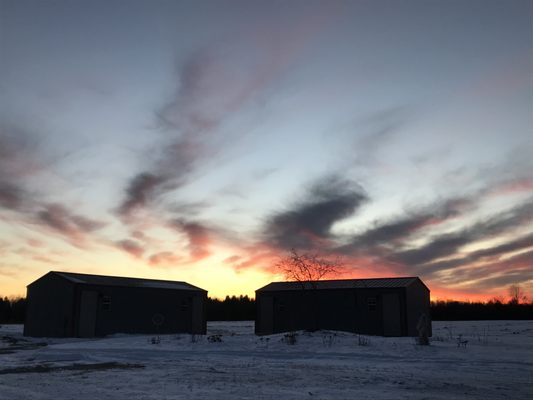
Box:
[0, 242, 517, 304]
[0, 269, 510, 304]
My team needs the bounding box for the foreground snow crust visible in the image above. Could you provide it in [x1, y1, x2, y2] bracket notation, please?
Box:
[0, 320, 532, 399]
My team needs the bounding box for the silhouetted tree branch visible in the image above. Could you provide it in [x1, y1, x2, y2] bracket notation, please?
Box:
[275, 248, 344, 331]
[508, 284, 528, 305]
[276, 248, 344, 288]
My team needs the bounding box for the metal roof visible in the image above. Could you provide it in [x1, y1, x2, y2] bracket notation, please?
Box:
[256, 277, 425, 292]
[40, 271, 206, 291]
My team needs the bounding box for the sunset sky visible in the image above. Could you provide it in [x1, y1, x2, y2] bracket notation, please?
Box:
[1, 0, 532, 301]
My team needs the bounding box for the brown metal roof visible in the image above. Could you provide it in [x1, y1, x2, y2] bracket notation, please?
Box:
[43, 271, 206, 291]
[256, 277, 425, 292]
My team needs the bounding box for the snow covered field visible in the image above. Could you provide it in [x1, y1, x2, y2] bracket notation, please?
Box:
[1, 320, 532, 400]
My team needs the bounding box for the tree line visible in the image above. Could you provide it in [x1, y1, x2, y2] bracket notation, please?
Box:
[430, 299, 533, 320]
[207, 295, 256, 321]
[0, 297, 26, 323]
[2, 295, 532, 324]
[0, 295, 257, 324]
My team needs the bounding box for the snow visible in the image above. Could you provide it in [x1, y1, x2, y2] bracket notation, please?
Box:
[1, 321, 532, 399]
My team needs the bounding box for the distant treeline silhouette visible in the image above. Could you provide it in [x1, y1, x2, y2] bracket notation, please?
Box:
[207, 295, 255, 321]
[1, 295, 532, 324]
[430, 300, 533, 320]
[0, 297, 26, 324]
[0, 295, 257, 324]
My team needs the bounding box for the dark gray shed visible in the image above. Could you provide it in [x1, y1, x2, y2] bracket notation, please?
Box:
[24, 271, 207, 337]
[255, 277, 430, 337]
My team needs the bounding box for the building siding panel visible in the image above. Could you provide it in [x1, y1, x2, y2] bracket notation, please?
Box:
[24, 272, 207, 337]
[255, 278, 430, 337]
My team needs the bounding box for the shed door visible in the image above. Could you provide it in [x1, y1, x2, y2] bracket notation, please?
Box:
[79, 290, 98, 337]
[382, 293, 402, 336]
[191, 296, 203, 333]
[259, 296, 273, 334]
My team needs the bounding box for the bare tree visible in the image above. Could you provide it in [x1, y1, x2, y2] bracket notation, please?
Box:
[508, 284, 528, 304]
[275, 249, 344, 331]
[276, 248, 344, 288]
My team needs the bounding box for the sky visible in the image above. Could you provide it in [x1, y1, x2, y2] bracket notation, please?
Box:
[1, 0, 532, 301]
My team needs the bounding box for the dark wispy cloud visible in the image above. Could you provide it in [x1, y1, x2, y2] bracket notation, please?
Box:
[115, 239, 145, 259]
[116, 11, 331, 221]
[430, 248, 533, 295]
[264, 176, 367, 250]
[393, 199, 533, 268]
[0, 127, 107, 248]
[36, 203, 106, 247]
[0, 181, 27, 211]
[472, 270, 533, 293]
[224, 166, 533, 298]
[169, 219, 212, 261]
[117, 43, 278, 220]
[467, 232, 533, 260]
[117, 173, 166, 218]
[340, 198, 471, 253]
[116, 53, 218, 219]
[416, 231, 533, 278]
[0, 128, 40, 212]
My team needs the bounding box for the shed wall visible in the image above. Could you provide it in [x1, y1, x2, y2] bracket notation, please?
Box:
[256, 287, 411, 336]
[24, 273, 207, 337]
[75, 284, 207, 336]
[405, 280, 431, 336]
[24, 274, 75, 337]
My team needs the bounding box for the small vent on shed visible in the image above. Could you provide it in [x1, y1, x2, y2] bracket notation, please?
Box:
[101, 296, 111, 310]
[367, 297, 377, 311]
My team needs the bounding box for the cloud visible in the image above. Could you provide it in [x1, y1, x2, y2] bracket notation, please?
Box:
[0, 181, 27, 211]
[264, 176, 367, 250]
[0, 128, 41, 212]
[223, 255, 242, 265]
[117, 20, 321, 222]
[432, 248, 533, 294]
[117, 173, 166, 218]
[488, 177, 533, 196]
[471, 268, 533, 293]
[117, 47, 254, 220]
[32, 255, 57, 264]
[295, 178, 533, 296]
[351, 107, 412, 167]
[391, 200, 533, 268]
[340, 198, 471, 253]
[148, 251, 182, 266]
[328, 106, 413, 170]
[223, 245, 279, 273]
[418, 231, 533, 278]
[26, 238, 44, 248]
[36, 203, 106, 247]
[170, 219, 212, 261]
[467, 233, 533, 260]
[169, 200, 211, 217]
[0, 126, 107, 250]
[115, 239, 145, 259]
